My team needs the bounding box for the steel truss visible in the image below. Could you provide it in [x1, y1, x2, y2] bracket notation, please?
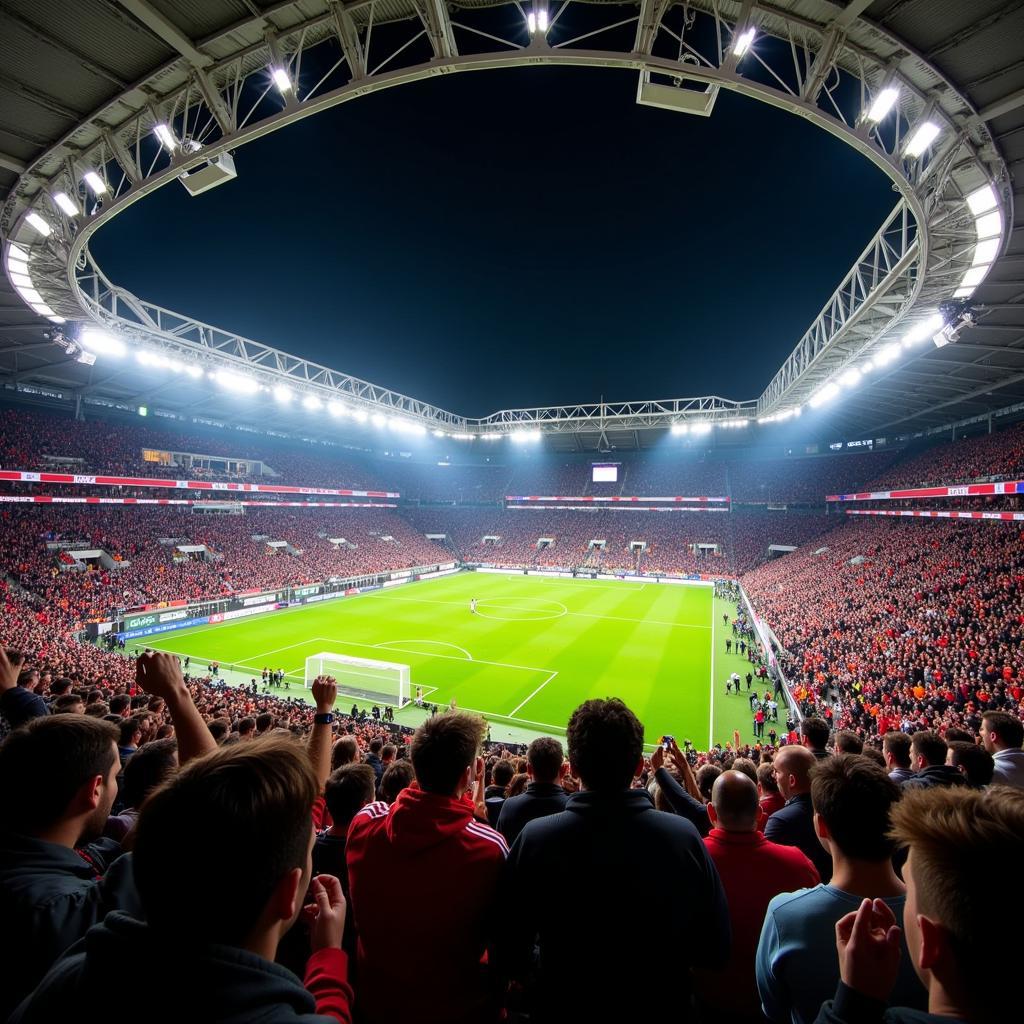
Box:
[0, 0, 1011, 435]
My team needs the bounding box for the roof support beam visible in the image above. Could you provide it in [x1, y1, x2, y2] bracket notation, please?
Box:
[115, 0, 213, 67]
[193, 68, 236, 134]
[0, 150, 27, 175]
[800, 25, 846, 104]
[978, 85, 1024, 122]
[633, 0, 671, 56]
[328, 0, 367, 79]
[411, 0, 458, 59]
[102, 130, 141, 186]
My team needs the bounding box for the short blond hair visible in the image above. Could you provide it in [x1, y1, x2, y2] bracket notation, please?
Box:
[890, 785, 1024, 1018]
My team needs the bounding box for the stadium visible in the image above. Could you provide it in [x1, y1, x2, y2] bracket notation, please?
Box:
[0, 2, 1022, 1023]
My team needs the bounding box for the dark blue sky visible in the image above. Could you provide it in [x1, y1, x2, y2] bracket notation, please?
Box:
[92, 66, 895, 418]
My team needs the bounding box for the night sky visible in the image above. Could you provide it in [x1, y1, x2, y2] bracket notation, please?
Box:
[92, 66, 896, 418]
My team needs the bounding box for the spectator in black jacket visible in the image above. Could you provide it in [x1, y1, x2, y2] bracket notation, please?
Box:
[365, 738, 384, 786]
[0, 714, 140, 1021]
[496, 698, 730, 1021]
[902, 732, 966, 791]
[485, 758, 515, 826]
[0, 648, 48, 738]
[764, 744, 833, 882]
[815, 786, 1024, 1024]
[496, 737, 568, 843]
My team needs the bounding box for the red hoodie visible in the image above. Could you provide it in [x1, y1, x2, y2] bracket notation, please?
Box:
[346, 785, 507, 1024]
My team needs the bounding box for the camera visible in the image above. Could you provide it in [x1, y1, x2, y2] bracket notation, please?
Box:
[661, 734, 674, 750]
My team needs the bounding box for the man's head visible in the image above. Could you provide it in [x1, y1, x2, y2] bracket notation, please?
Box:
[368, 738, 383, 757]
[324, 762, 376, 826]
[381, 743, 397, 766]
[980, 711, 1024, 755]
[757, 761, 780, 797]
[380, 759, 415, 803]
[120, 737, 178, 810]
[255, 712, 274, 734]
[53, 693, 85, 715]
[133, 737, 317, 948]
[410, 712, 486, 797]
[811, 754, 901, 862]
[890, 786, 1024, 1020]
[0, 716, 120, 843]
[882, 731, 912, 771]
[526, 736, 564, 784]
[800, 717, 830, 753]
[119, 716, 143, 750]
[237, 717, 256, 739]
[491, 759, 514, 790]
[109, 693, 131, 717]
[567, 698, 643, 792]
[833, 730, 863, 755]
[910, 730, 947, 770]
[708, 770, 760, 832]
[331, 734, 359, 770]
[772, 744, 816, 800]
[945, 741, 994, 788]
[696, 764, 722, 803]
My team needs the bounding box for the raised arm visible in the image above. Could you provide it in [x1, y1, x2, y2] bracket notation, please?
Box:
[135, 651, 216, 764]
[308, 676, 339, 792]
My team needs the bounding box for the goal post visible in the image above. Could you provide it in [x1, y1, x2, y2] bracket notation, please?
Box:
[305, 652, 411, 708]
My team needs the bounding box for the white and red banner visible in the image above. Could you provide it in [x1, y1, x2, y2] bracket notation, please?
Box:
[846, 508, 1024, 522]
[0, 470, 398, 498]
[506, 504, 729, 512]
[505, 495, 730, 503]
[827, 481, 1023, 502]
[0, 496, 396, 508]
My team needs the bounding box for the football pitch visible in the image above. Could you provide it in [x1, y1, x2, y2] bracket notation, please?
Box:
[128, 572, 763, 748]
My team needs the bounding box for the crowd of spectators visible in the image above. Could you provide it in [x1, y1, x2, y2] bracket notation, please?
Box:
[1, 644, 1020, 1023]
[741, 517, 1024, 741]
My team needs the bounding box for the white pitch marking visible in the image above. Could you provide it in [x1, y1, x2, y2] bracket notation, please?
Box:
[374, 639, 473, 660]
[508, 670, 559, 717]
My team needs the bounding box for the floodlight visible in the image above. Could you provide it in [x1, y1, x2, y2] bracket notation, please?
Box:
[932, 325, 956, 348]
[973, 238, 999, 267]
[274, 385, 294, 404]
[861, 359, 875, 372]
[83, 171, 107, 195]
[153, 123, 177, 150]
[904, 121, 940, 158]
[184, 364, 204, 379]
[138, 406, 148, 417]
[511, 429, 541, 442]
[302, 395, 322, 411]
[874, 342, 901, 366]
[452, 432, 474, 440]
[79, 327, 126, 357]
[808, 382, 840, 408]
[719, 418, 750, 428]
[537, 8, 548, 30]
[527, 12, 537, 33]
[371, 412, 387, 427]
[433, 429, 446, 438]
[213, 369, 259, 393]
[25, 212, 51, 237]
[839, 367, 861, 388]
[975, 210, 1001, 240]
[732, 26, 755, 57]
[272, 68, 291, 92]
[482, 433, 502, 441]
[670, 423, 689, 434]
[690, 421, 713, 435]
[327, 401, 345, 417]
[966, 184, 997, 216]
[865, 87, 899, 123]
[352, 409, 369, 422]
[901, 313, 943, 346]
[52, 192, 79, 216]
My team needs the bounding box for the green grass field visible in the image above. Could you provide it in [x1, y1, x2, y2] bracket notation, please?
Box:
[129, 571, 765, 747]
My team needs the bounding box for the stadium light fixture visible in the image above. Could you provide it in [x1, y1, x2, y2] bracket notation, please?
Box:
[966, 185, 997, 216]
[371, 412, 387, 427]
[482, 433, 502, 442]
[903, 121, 940, 158]
[865, 87, 899, 123]
[24, 212, 51, 237]
[874, 341, 901, 366]
[83, 171, 107, 195]
[719, 418, 749, 428]
[839, 367, 862, 388]
[901, 312, 944, 346]
[432, 429, 446, 438]
[153, 123, 177, 151]
[808, 382, 840, 408]
[452, 432, 474, 440]
[732, 26, 755, 57]
[861, 359, 875, 372]
[511, 429, 542, 442]
[303, 395, 323, 411]
[79, 326, 126, 357]
[273, 385, 294, 404]
[52, 192, 80, 217]
[975, 210, 1001, 241]
[184, 364, 203, 379]
[213, 369, 259, 394]
[537, 7, 548, 30]
[670, 422, 689, 434]
[689, 421, 713, 436]
[352, 409, 369, 422]
[271, 68, 292, 92]
[327, 401, 345, 417]
[973, 238, 999, 266]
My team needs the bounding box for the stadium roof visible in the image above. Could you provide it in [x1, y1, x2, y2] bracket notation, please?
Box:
[1, 0, 1022, 450]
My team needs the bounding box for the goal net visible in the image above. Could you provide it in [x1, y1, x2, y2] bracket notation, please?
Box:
[304, 652, 411, 708]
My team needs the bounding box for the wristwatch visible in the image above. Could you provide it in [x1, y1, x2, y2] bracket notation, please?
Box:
[314, 712, 334, 725]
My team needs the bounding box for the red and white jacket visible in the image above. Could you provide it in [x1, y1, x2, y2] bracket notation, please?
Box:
[346, 784, 507, 1024]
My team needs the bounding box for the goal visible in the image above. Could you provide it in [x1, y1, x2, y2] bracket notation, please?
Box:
[304, 652, 411, 708]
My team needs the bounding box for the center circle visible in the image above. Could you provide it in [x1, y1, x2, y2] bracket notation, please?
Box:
[475, 597, 567, 622]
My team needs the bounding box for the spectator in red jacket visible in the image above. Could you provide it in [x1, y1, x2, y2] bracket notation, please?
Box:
[10, 735, 353, 1024]
[694, 770, 820, 1021]
[346, 711, 506, 1024]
